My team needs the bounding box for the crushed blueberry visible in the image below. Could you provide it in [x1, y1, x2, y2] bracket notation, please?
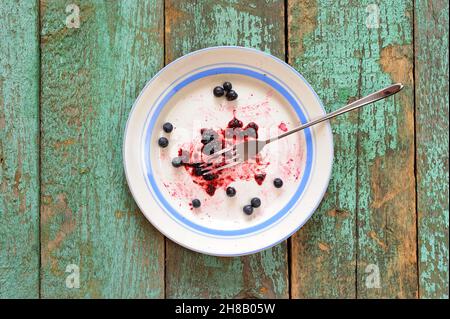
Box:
[202, 141, 222, 155]
[158, 137, 169, 148]
[192, 165, 203, 176]
[192, 199, 201, 208]
[163, 122, 173, 133]
[254, 173, 266, 185]
[251, 197, 261, 208]
[213, 86, 225, 97]
[226, 186, 236, 197]
[206, 184, 216, 196]
[201, 129, 218, 145]
[175, 116, 264, 198]
[243, 205, 254, 215]
[273, 178, 283, 188]
[244, 127, 257, 138]
[227, 117, 243, 129]
[246, 122, 258, 131]
[203, 173, 217, 181]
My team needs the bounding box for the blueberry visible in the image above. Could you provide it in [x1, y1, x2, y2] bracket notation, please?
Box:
[202, 141, 221, 155]
[226, 90, 238, 101]
[213, 86, 225, 97]
[223, 82, 232, 92]
[243, 205, 254, 215]
[192, 199, 201, 208]
[273, 178, 283, 188]
[203, 173, 217, 181]
[227, 117, 243, 129]
[246, 122, 258, 131]
[206, 184, 216, 196]
[201, 129, 218, 144]
[158, 137, 169, 148]
[163, 122, 173, 133]
[226, 186, 236, 197]
[251, 197, 261, 208]
[254, 173, 266, 185]
[193, 165, 203, 176]
[244, 128, 257, 138]
[171, 156, 183, 168]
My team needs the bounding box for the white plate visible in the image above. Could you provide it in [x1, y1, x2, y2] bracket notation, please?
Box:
[123, 46, 333, 256]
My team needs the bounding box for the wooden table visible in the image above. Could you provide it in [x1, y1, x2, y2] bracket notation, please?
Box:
[1, 0, 448, 299]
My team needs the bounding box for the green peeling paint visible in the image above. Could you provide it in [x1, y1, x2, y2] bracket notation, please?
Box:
[289, 0, 417, 298]
[415, 0, 449, 299]
[0, 0, 40, 298]
[40, 0, 165, 298]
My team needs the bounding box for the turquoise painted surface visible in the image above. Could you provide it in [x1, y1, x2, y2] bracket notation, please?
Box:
[289, 0, 358, 298]
[166, 0, 285, 61]
[0, 0, 40, 298]
[40, 0, 165, 298]
[355, 1, 417, 298]
[415, 0, 449, 299]
[289, 0, 417, 298]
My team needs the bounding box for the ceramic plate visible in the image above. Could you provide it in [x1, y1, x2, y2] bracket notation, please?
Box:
[123, 46, 333, 256]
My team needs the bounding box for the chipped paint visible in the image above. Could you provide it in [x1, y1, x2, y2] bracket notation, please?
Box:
[415, 0, 449, 299]
[289, 0, 417, 298]
[40, 0, 165, 298]
[0, 0, 40, 298]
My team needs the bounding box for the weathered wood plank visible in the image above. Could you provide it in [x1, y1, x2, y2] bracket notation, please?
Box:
[356, 0, 416, 297]
[40, 0, 165, 298]
[165, 0, 288, 298]
[415, 0, 449, 299]
[0, 0, 40, 298]
[288, 0, 417, 298]
[288, 0, 358, 298]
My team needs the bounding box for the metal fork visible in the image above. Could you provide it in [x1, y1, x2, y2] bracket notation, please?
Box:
[200, 83, 404, 175]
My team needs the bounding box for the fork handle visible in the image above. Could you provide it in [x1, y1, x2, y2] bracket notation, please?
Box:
[265, 83, 403, 144]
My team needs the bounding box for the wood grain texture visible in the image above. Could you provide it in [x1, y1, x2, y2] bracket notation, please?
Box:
[165, 0, 285, 62]
[165, 0, 289, 299]
[288, 0, 358, 298]
[40, 0, 165, 298]
[0, 0, 40, 298]
[288, 0, 417, 298]
[415, 0, 449, 299]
